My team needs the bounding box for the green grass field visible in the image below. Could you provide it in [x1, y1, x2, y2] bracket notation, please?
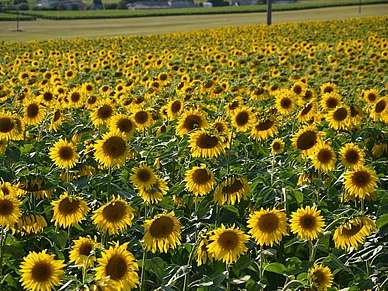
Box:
[0, 3, 387, 43]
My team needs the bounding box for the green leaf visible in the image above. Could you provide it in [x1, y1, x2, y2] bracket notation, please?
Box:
[165, 265, 191, 286]
[376, 213, 388, 229]
[233, 256, 253, 271]
[230, 275, 251, 285]
[324, 253, 351, 274]
[264, 262, 286, 274]
[211, 271, 227, 290]
[144, 257, 166, 281]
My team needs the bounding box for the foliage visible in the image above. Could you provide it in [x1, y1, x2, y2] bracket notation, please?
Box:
[0, 15, 388, 291]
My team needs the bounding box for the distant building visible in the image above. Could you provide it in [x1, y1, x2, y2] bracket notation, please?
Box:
[35, 0, 86, 10]
[127, 0, 194, 9]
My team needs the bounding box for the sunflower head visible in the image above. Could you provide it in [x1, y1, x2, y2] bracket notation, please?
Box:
[310, 264, 333, 290]
[49, 139, 79, 169]
[289, 205, 325, 240]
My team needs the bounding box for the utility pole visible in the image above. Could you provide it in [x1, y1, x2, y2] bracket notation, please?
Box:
[267, 0, 272, 25]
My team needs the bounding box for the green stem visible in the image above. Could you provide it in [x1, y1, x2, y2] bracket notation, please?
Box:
[107, 166, 112, 202]
[281, 279, 305, 291]
[140, 248, 147, 291]
[270, 153, 275, 187]
[259, 246, 264, 280]
[0, 227, 8, 281]
[226, 263, 230, 291]
[308, 239, 317, 262]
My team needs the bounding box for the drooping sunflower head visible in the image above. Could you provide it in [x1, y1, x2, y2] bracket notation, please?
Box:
[19, 250, 65, 291]
[51, 192, 89, 228]
[176, 108, 208, 136]
[333, 216, 376, 251]
[310, 264, 334, 291]
[185, 164, 215, 196]
[94, 131, 133, 169]
[49, 138, 79, 169]
[143, 211, 182, 253]
[247, 208, 288, 247]
[12, 213, 47, 236]
[213, 175, 249, 206]
[92, 195, 134, 235]
[207, 224, 250, 264]
[94, 241, 139, 291]
[189, 129, 225, 159]
[343, 165, 378, 199]
[197, 231, 214, 266]
[289, 205, 325, 241]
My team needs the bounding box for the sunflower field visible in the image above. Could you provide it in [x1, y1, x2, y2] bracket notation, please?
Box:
[0, 15, 388, 291]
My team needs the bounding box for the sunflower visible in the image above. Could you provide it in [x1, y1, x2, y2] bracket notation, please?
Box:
[230, 106, 256, 132]
[333, 216, 376, 251]
[320, 92, 342, 111]
[19, 250, 65, 291]
[176, 108, 208, 136]
[69, 236, 100, 268]
[0, 181, 17, 196]
[132, 108, 153, 131]
[94, 241, 139, 291]
[372, 143, 388, 158]
[91, 100, 115, 128]
[0, 112, 24, 141]
[310, 264, 333, 291]
[275, 89, 297, 115]
[23, 99, 46, 125]
[297, 101, 317, 123]
[197, 232, 214, 266]
[270, 138, 285, 154]
[225, 96, 244, 116]
[130, 164, 157, 191]
[339, 143, 365, 169]
[185, 164, 215, 196]
[349, 104, 364, 126]
[213, 175, 249, 205]
[167, 99, 184, 120]
[291, 81, 307, 97]
[369, 97, 388, 122]
[39, 87, 56, 106]
[320, 82, 337, 95]
[94, 131, 133, 169]
[326, 106, 351, 130]
[49, 138, 79, 169]
[207, 224, 249, 264]
[362, 88, 379, 104]
[189, 129, 225, 159]
[92, 195, 134, 235]
[49, 106, 63, 132]
[137, 177, 169, 204]
[12, 214, 47, 236]
[17, 178, 53, 199]
[292, 125, 323, 156]
[289, 205, 325, 240]
[51, 192, 89, 228]
[250, 116, 279, 141]
[0, 192, 21, 227]
[143, 211, 182, 253]
[343, 165, 378, 199]
[109, 114, 136, 139]
[311, 143, 336, 172]
[247, 208, 288, 247]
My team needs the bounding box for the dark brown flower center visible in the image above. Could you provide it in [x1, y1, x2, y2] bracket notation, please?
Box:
[58, 197, 80, 215]
[258, 213, 279, 233]
[117, 119, 134, 133]
[59, 146, 74, 161]
[218, 231, 238, 250]
[222, 179, 243, 194]
[97, 105, 113, 119]
[0, 117, 14, 133]
[102, 201, 126, 222]
[325, 97, 338, 108]
[183, 115, 202, 131]
[192, 169, 211, 185]
[196, 134, 219, 149]
[300, 215, 315, 229]
[256, 119, 274, 131]
[352, 171, 370, 187]
[297, 130, 317, 150]
[102, 136, 126, 158]
[317, 149, 333, 163]
[134, 111, 149, 124]
[0, 200, 13, 215]
[106, 255, 128, 280]
[375, 99, 386, 114]
[333, 108, 348, 121]
[79, 243, 93, 256]
[345, 149, 359, 164]
[171, 101, 182, 113]
[150, 216, 174, 238]
[280, 98, 292, 109]
[32, 262, 52, 282]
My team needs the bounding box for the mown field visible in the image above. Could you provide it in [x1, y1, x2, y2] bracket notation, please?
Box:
[0, 11, 388, 291]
